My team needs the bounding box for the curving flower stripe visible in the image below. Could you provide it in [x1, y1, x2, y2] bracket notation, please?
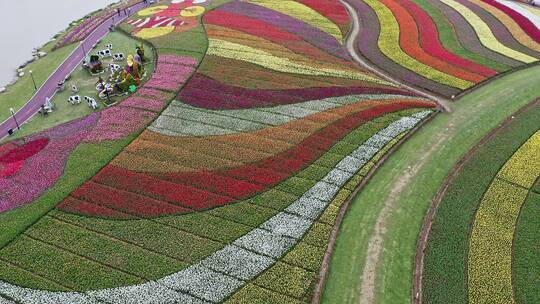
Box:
[351, 0, 540, 97]
[468, 131, 540, 303]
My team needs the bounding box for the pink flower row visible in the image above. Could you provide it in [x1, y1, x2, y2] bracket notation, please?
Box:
[158, 55, 198, 67]
[120, 96, 165, 112]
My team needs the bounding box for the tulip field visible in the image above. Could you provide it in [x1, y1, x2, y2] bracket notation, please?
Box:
[351, 0, 540, 97]
[0, 0, 539, 303]
[422, 100, 540, 304]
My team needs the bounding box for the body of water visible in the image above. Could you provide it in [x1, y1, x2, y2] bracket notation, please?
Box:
[0, 0, 119, 87]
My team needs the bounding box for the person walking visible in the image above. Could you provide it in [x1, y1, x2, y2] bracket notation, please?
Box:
[117, 8, 121, 16]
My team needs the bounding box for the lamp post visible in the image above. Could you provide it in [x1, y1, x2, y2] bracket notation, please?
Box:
[9, 108, 20, 130]
[29, 70, 37, 91]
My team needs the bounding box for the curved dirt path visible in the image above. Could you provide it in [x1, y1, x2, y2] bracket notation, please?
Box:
[0, 1, 149, 140]
[359, 131, 450, 304]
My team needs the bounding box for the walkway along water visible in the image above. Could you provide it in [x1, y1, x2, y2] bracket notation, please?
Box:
[0, 1, 149, 140]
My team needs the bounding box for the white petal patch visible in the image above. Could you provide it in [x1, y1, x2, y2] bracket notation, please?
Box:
[260, 212, 312, 239]
[322, 168, 354, 186]
[0, 297, 13, 304]
[411, 110, 432, 120]
[201, 245, 274, 281]
[351, 145, 379, 160]
[285, 196, 327, 220]
[303, 181, 340, 202]
[160, 265, 242, 303]
[233, 229, 296, 259]
[88, 281, 205, 304]
[363, 133, 393, 149]
[336, 156, 368, 174]
[0, 282, 99, 304]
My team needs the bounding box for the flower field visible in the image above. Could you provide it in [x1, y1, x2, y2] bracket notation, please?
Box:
[4, 0, 540, 302]
[0, 0, 441, 302]
[422, 100, 540, 303]
[350, 0, 540, 97]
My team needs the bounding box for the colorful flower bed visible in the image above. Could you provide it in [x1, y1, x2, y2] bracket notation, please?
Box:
[0, 0, 438, 302]
[422, 101, 540, 303]
[351, 0, 540, 97]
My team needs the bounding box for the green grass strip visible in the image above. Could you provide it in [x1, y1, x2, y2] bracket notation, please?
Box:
[0, 44, 77, 123]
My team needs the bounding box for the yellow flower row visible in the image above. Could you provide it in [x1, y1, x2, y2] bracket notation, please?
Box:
[440, 0, 537, 63]
[497, 131, 540, 188]
[207, 38, 396, 86]
[246, 0, 344, 42]
[468, 130, 540, 304]
[363, 0, 474, 89]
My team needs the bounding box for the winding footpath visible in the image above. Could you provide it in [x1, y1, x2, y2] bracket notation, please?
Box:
[0, 1, 148, 140]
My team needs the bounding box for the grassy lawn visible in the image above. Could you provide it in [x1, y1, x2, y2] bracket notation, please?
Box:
[2, 31, 154, 142]
[321, 65, 540, 304]
[0, 43, 77, 124]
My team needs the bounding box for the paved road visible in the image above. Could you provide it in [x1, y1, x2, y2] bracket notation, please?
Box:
[0, 1, 148, 139]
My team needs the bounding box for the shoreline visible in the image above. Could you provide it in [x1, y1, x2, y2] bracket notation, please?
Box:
[0, 0, 123, 90]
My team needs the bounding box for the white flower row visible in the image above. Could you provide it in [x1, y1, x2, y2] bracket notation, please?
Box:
[323, 168, 354, 186]
[151, 116, 230, 137]
[284, 196, 328, 220]
[159, 265, 241, 303]
[378, 117, 421, 138]
[0, 282, 99, 304]
[411, 110, 432, 120]
[303, 181, 341, 202]
[166, 104, 266, 132]
[260, 212, 313, 239]
[257, 105, 318, 119]
[90, 281, 204, 304]
[363, 133, 394, 149]
[233, 228, 296, 259]
[0, 111, 433, 303]
[351, 145, 379, 161]
[201, 245, 274, 281]
[336, 155, 368, 173]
